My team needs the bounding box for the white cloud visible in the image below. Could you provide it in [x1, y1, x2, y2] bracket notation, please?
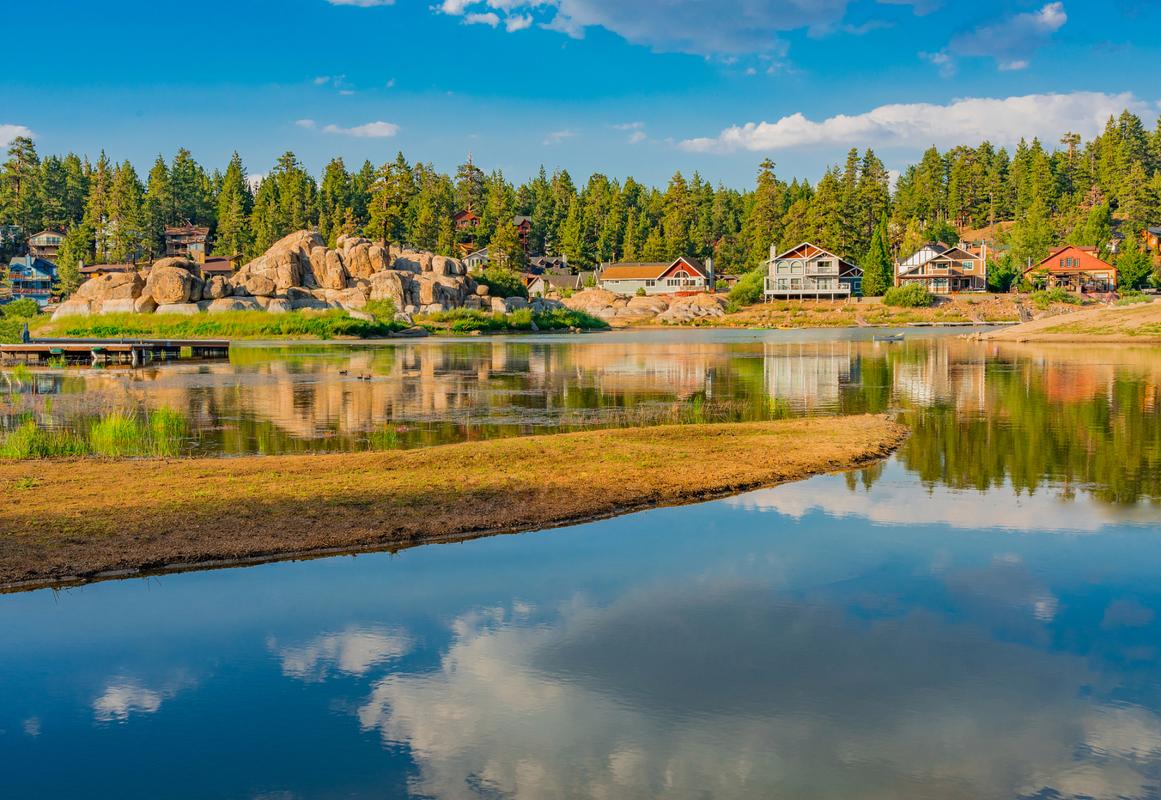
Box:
[947, 2, 1067, 71]
[543, 128, 577, 145]
[505, 13, 533, 31]
[680, 91, 1150, 153]
[278, 627, 414, 682]
[354, 591, 1160, 799]
[322, 120, 400, 137]
[294, 119, 316, 129]
[93, 682, 163, 722]
[432, 0, 866, 55]
[0, 124, 34, 148]
[464, 11, 500, 26]
[612, 121, 647, 144]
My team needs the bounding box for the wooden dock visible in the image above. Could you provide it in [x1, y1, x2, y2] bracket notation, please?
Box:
[0, 338, 231, 366]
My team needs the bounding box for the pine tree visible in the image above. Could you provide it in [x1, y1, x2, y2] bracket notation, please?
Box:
[83, 153, 113, 262]
[861, 214, 893, 297]
[317, 158, 352, 246]
[489, 220, 526, 269]
[107, 160, 144, 263]
[0, 136, 43, 238]
[55, 223, 91, 294]
[141, 157, 172, 259]
[741, 159, 784, 269]
[214, 153, 253, 256]
[367, 152, 416, 245]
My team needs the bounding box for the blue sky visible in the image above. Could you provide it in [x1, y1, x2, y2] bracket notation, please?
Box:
[3, 0, 1160, 188]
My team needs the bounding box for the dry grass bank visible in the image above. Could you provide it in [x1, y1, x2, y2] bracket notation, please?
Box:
[0, 416, 906, 591]
[720, 294, 1036, 328]
[982, 299, 1161, 343]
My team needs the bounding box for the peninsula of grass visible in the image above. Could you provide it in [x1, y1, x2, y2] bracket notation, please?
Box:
[0, 415, 906, 590]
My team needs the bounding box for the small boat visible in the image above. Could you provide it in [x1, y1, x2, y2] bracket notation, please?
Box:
[873, 333, 904, 343]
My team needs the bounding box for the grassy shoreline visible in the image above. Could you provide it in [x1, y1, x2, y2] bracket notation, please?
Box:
[0, 415, 906, 591]
[20, 307, 608, 342]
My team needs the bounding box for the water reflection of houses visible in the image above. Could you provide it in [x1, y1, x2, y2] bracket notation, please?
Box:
[892, 342, 987, 412]
[762, 342, 857, 412]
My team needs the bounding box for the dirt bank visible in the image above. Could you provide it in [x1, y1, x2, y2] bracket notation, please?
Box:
[980, 299, 1161, 343]
[0, 416, 907, 591]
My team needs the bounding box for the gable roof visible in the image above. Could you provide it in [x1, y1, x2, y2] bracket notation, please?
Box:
[601, 256, 707, 282]
[1026, 245, 1116, 275]
[772, 242, 862, 275]
[512, 215, 532, 226]
[600, 262, 668, 280]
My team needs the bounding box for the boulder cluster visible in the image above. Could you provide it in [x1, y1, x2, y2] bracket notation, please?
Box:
[55, 231, 556, 320]
[563, 288, 728, 326]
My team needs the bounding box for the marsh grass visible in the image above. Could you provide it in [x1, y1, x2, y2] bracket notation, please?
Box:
[416, 308, 607, 334]
[36, 310, 402, 341]
[0, 407, 191, 459]
[367, 426, 400, 450]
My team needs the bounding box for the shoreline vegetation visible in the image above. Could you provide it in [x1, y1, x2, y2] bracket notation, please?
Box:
[0, 415, 907, 591]
[22, 307, 609, 341]
[7, 293, 1103, 343]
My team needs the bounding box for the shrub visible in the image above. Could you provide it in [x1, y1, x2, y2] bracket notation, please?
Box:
[1031, 287, 1082, 309]
[726, 268, 765, 311]
[883, 283, 936, 308]
[1116, 290, 1151, 306]
[364, 298, 397, 322]
[476, 267, 528, 299]
[635, 287, 647, 297]
[2, 298, 41, 318]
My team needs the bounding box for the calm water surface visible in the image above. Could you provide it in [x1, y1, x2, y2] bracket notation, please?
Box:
[4, 329, 1161, 799]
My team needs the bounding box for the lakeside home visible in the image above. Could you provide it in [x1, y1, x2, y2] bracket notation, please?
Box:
[164, 224, 210, 263]
[597, 256, 712, 296]
[1026, 245, 1118, 293]
[5, 255, 57, 306]
[896, 242, 988, 292]
[763, 242, 862, 300]
[27, 230, 64, 261]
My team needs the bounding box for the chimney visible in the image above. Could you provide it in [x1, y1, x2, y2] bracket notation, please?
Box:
[706, 257, 714, 290]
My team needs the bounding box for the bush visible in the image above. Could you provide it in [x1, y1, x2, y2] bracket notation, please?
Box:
[635, 287, 647, 297]
[476, 267, 529, 299]
[726, 268, 765, 311]
[364, 298, 397, 322]
[1116, 290, 1151, 306]
[416, 307, 608, 334]
[1, 298, 41, 319]
[1031, 287, 1082, 309]
[883, 283, 936, 308]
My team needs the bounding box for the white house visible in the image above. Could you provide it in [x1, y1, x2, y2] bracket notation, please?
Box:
[764, 243, 862, 300]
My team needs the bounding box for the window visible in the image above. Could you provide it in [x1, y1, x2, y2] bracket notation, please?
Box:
[646, 280, 655, 287]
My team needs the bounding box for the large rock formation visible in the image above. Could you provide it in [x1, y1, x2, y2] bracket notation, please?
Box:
[563, 288, 727, 326]
[55, 231, 502, 321]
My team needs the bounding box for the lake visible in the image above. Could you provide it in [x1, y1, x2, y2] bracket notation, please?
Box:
[3, 329, 1161, 799]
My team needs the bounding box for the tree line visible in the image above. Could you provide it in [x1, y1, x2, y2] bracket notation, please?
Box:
[2, 108, 1161, 296]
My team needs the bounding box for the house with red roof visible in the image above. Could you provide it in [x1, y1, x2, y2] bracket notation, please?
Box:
[1025, 245, 1117, 293]
[598, 256, 712, 296]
